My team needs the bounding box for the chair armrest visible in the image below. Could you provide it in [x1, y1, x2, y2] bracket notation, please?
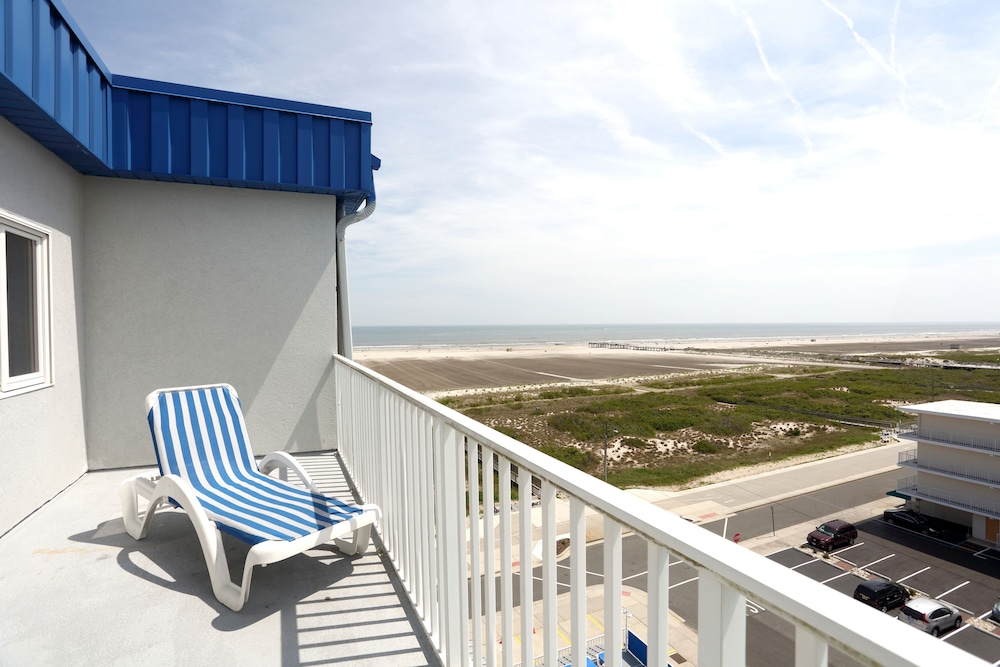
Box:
[259, 451, 321, 494]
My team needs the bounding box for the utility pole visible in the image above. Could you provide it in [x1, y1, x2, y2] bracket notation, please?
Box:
[604, 422, 618, 482]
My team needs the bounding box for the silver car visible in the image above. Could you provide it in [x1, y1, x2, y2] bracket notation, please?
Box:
[897, 597, 962, 636]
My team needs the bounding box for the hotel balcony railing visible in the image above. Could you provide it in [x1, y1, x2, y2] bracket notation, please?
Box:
[900, 428, 1000, 455]
[899, 449, 1000, 489]
[898, 475, 1000, 521]
[334, 355, 981, 667]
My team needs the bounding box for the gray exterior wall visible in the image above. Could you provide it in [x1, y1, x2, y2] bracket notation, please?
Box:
[0, 117, 89, 535]
[920, 413, 1000, 444]
[81, 178, 341, 469]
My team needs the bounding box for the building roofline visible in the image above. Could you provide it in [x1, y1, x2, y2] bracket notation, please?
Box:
[46, 0, 113, 80]
[901, 400, 1000, 424]
[112, 76, 372, 125]
[1, 0, 376, 204]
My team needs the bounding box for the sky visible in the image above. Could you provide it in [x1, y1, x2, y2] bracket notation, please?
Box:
[63, 0, 1000, 326]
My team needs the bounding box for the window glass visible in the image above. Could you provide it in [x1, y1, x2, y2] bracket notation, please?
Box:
[5, 231, 38, 376]
[1, 210, 50, 395]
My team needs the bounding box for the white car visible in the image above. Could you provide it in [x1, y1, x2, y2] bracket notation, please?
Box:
[897, 597, 962, 636]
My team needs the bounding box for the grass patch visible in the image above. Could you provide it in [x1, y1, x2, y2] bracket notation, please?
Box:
[455, 364, 1000, 488]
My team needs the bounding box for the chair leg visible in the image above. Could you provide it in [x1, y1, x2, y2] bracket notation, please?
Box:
[119, 474, 163, 540]
[334, 523, 373, 556]
[121, 473, 249, 611]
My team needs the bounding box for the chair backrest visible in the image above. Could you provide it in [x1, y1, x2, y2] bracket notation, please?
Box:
[146, 384, 258, 482]
[145, 383, 364, 544]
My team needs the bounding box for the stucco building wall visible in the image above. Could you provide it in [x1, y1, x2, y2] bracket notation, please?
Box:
[0, 117, 89, 535]
[81, 178, 341, 469]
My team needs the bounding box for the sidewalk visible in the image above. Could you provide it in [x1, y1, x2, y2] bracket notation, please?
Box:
[505, 440, 910, 666]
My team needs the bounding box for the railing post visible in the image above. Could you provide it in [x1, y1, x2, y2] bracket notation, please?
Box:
[647, 544, 670, 667]
[519, 476, 533, 667]
[500, 460, 514, 667]
[795, 625, 829, 667]
[603, 517, 622, 667]
[697, 571, 746, 667]
[469, 440, 483, 667]
[437, 421, 468, 666]
[483, 448, 497, 667]
[570, 498, 586, 667]
[541, 481, 557, 667]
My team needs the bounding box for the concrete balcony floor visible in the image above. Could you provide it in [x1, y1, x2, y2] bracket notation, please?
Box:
[0, 452, 439, 667]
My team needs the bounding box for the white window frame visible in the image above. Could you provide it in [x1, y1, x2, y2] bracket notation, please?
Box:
[0, 208, 52, 396]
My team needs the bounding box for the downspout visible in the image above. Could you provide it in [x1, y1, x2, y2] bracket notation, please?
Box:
[335, 196, 376, 360]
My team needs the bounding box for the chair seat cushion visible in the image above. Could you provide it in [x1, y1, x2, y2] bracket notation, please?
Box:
[148, 385, 365, 544]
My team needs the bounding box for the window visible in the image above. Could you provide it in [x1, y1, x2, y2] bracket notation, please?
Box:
[1, 209, 51, 395]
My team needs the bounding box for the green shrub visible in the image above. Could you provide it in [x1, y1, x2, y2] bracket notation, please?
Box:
[693, 439, 718, 454]
[493, 425, 521, 439]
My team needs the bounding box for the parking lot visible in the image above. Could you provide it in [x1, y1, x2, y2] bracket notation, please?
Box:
[767, 516, 1000, 664]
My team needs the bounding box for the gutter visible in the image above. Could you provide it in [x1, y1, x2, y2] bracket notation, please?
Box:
[335, 196, 376, 360]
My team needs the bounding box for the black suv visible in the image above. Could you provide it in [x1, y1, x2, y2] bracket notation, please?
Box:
[883, 508, 941, 536]
[854, 579, 909, 612]
[807, 519, 857, 551]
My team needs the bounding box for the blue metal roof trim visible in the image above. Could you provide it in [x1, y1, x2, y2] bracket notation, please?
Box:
[1, 0, 376, 206]
[1, 0, 113, 172]
[107, 76, 375, 207]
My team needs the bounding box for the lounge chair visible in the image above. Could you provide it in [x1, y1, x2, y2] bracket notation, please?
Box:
[119, 383, 381, 611]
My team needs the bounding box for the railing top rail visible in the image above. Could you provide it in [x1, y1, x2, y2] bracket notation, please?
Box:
[334, 355, 985, 666]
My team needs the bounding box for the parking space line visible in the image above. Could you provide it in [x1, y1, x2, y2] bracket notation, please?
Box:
[897, 566, 931, 583]
[791, 560, 815, 570]
[947, 621, 972, 637]
[935, 581, 970, 599]
[669, 576, 699, 590]
[860, 554, 895, 569]
[834, 542, 864, 554]
[821, 571, 853, 584]
[623, 570, 647, 583]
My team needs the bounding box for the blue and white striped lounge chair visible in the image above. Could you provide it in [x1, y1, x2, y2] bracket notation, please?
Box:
[119, 383, 381, 611]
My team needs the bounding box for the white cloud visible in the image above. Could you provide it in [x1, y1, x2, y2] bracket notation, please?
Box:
[63, 0, 1000, 325]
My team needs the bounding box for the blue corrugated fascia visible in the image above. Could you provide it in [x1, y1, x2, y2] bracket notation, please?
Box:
[111, 76, 371, 125]
[45, 0, 112, 80]
[1, 0, 376, 203]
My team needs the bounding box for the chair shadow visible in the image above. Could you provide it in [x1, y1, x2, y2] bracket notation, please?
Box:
[70, 500, 439, 664]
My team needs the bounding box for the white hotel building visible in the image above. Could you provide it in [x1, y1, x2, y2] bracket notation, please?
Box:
[899, 399, 1000, 544]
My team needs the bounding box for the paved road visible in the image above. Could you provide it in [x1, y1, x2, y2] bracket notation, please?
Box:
[509, 472, 898, 664]
[698, 470, 900, 543]
[512, 467, 1000, 665]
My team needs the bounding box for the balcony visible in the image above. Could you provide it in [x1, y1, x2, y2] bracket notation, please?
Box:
[0, 356, 982, 666]
[898, 475, 1000, 521]
[900, 429, 1000, 456]
[899, 449, 1000, 489]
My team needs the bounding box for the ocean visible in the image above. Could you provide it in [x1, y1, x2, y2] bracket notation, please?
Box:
[352, 322, 1000, 349]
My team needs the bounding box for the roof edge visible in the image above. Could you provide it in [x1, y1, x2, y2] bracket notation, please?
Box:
[112, 76, 371, 124]
[46, 0, 113, 80]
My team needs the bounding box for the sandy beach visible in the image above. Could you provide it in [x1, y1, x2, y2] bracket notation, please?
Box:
[354, 332, 1000, 394]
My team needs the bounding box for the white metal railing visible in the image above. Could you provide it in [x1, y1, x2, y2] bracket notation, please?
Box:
[899, 449, 1000, 488]
[334, 355, 985, 667]
[901, 428, 1000, 455]
[898, 475, 1000, 520]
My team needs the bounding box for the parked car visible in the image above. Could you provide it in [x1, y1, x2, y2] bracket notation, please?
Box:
[991, 598, 1000, 624]
[883, 508, 941, 536]
[807, 519, 857, 551]
[897, 597, 962, 636]
[854, 579, 909, 612]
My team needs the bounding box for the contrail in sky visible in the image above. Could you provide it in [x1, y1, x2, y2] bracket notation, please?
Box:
[822, 0, 908, 111]
[683, 123, 727, 157]
[727, 1, 813, 152]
